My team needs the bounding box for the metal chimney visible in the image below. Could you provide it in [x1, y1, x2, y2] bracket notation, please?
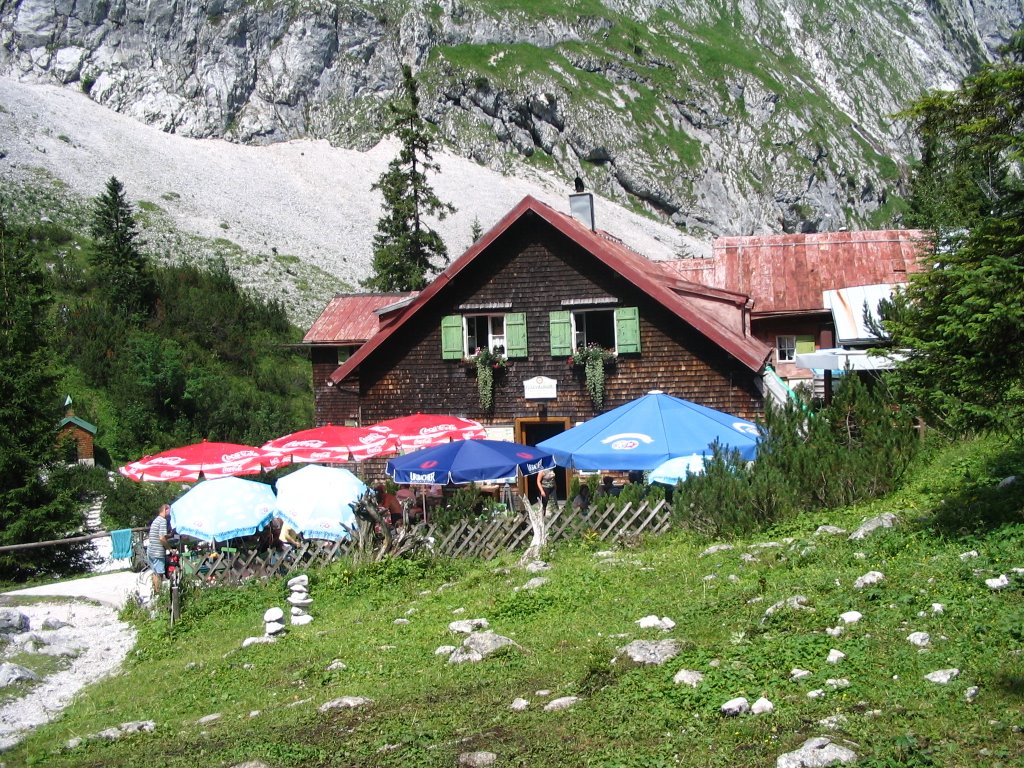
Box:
[569, 192, 595, 231]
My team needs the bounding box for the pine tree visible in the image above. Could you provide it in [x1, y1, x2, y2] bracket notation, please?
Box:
[0, 210, 89, 579]
[883, 33, 1024, 433]
[363, 66, 455, 292]
[90, 176, 155, 317]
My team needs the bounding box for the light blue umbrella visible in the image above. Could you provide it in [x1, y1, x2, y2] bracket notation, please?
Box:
[648, 454, 708, 485]
[170, 477, 277, 543]
[274, 464, 367, 541]
[537, 390, 762, 470]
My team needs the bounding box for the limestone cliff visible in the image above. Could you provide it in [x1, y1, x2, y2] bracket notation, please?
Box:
[1, 0, 1020, 236]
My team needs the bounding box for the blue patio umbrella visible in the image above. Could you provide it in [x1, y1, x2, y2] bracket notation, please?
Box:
[537, 391, 762, 471]
[170, 476, 278, 543]
[274, 464, 367, 541]
[386, 439, 555, 485]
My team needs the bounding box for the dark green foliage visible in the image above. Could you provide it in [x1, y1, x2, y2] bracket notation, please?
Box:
[102, 474, 178, 531]
[672, 375, 919, 537]
[89, 176, 156, 317]
[884, 34, 1024, 434]
[0, 212, 91, 580]
[363, 65, 455, 292]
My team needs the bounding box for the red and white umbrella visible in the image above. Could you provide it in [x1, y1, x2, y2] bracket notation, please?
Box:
[367, 413, 487, 452]
[262, 424, 398, 464]
[119, 440, 286, 482]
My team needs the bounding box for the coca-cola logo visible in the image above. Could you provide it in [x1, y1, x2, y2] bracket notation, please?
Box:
[282, 440, 326, 450]
[222, 450, 259, 461]
[158, 469, 184, 479]
[151, 456, 186, 466]
[419, 424, 457, 435]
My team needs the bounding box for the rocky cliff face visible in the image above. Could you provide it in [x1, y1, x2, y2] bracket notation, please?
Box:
[1, 0, 1020, 238]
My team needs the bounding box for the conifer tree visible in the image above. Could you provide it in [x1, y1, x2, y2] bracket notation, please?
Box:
[883, 33, 1024, 433]
[89, 176, 155, 317]
[363, 66, 455, 292]
[0, 210, 88, 579]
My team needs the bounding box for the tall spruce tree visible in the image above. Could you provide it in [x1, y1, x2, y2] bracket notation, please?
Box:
[90, 176, 155, 317]
[883, 33, 1024, 433]
[363, 66, 455, 292]
[0, 211, 89, 579]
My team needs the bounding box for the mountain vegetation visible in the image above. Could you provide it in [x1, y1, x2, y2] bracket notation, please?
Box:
[3, 433, 1022, 767]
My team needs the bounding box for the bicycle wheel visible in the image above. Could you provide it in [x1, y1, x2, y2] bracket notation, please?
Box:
[169, 579, 181, 627]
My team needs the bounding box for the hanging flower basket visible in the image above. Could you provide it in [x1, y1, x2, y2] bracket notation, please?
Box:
[569, 344, 617, 410]
[465, 346, 507, 411]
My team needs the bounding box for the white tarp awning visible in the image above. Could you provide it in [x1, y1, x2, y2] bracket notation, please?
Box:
[794, 347, 904, 372]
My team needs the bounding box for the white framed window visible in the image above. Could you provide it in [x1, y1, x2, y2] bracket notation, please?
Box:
[777, 335, 796, 362]
[465, 314, 505, 356]
[571, 309, 616, 350]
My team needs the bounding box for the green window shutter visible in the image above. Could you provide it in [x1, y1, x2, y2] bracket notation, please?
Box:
[506, 313, 528, 358]
[796, 335, 816, 354]
[441, 315, 464, 360]
[549, 311, 572, 356]
[615, 307, 641, 353]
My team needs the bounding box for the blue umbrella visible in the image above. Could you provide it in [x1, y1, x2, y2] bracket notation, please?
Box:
[386, 439, 555, 485]
[274, 464, 367, 541]
[537, 391, 762, 470]
[170, 477, 278, 543]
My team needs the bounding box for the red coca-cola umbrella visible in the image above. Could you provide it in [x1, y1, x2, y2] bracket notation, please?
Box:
[367, 413, 487, 452]
[262, 424, 398, 464]
[119, 440, 286, 482]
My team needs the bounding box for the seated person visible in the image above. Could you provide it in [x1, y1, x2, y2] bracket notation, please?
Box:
[375, 484, 403, 527]
[597, 475, 620, 498]
[572, 484, 591, 514]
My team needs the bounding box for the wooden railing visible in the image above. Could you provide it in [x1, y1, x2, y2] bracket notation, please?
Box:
[190, 499, 673, 585]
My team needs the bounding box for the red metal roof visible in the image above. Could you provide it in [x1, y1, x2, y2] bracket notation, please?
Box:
[660, 230, 929, 315]
[303, 293, 414, 344]
[329, 196, 771, 384]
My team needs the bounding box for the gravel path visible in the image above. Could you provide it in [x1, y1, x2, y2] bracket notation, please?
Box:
[0, 572, 145, 751]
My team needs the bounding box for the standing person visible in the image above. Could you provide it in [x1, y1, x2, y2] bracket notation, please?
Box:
[536, 467, 557, 512]
[147, 503, 170, 595]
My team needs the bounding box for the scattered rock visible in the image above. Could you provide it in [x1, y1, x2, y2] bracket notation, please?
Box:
[985, 574, 1010, 590]
[291, 615, 313, 626]
[700, 544, 734, 557]
[458, 751, 497, 767]
[825, 678, 849, 689]
[393, 618, 410, 625]
[959, 550, 979, 561]
[965, 686, 979, 701]
[827, 649, 845, 665]
[449, 632, 520, 664]
[615, 639, 680, 666]
[510, 697, 529, 711]
[790, 669, 812, 681]
[924, 668, 959, 684]
[196, 713, 222, 725]
[998, 475, 1018, 488]
[0, 609, 29, 635]
[434, 645, 457, 656]
[907, 631, 930, 647]
[319, 696, 373, 712]
[518, 577, 549, 591]
[449, 618, 489, 634]
[327, 660, 347, 671]
[814, 525, 847, 536]
[826, 626, 844, 638]
[721, 697, 749, 716]
[848, 512, 898, 540]
[0, 663, 39, 687]
[818, 714, 848, 729]
[241, 636, 276, 648]
[777, 736, 857, 767]
[839, 611, 862, 624]
[762, 596, 812, 622]
[636, 615, 675, 631]
[543, 696, 579, 711]
[67, 720, 155, 749]
[673, 669, 704, 687]
[593, 551, 617, 558]
[41, 618, 70, 631]
[752, 697, 774, 715]
[807, 689, 825, 699]
[525, 560, 551, 572]
[853, 571, 885, 589]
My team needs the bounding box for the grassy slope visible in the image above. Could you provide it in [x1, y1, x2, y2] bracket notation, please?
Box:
[9, 435, 1024, 767]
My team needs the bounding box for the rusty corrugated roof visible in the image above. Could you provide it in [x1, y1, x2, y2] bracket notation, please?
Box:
[303, 293, 414, 344]
[660, 230, 929, 314]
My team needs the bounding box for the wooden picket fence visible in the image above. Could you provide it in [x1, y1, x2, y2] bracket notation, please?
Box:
[192, 499, 673, 586]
